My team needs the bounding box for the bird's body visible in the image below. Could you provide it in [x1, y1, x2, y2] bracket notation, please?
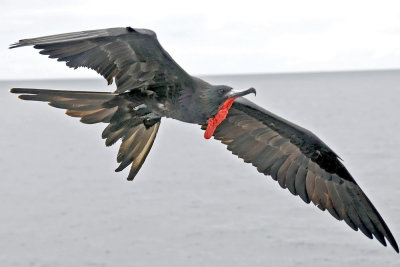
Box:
[10, 27, 398, 253]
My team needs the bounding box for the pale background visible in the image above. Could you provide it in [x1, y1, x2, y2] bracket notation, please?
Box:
[1, 72, 400, 266]
[2, 0, 400, 79]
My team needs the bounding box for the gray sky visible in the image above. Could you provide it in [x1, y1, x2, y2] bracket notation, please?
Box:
[2, 0, 400, 79]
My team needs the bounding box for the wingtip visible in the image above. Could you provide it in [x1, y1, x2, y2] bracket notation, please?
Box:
[390, 238, 399, 253]
[380, 224, 399, 253]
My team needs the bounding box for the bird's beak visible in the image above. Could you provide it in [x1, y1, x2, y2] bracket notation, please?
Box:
[227, 87, 256, 98]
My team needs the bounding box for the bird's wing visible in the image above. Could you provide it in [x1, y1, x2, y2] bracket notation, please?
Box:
[10, 88, 160, 180]
[203, 97, 398, 252]
[10, 27, 192, 93]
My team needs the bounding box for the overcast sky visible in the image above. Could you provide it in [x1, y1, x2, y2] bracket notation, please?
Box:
[2, 0, 400, 80]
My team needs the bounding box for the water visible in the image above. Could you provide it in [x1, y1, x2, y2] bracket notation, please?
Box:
[1, 70, 400, 266]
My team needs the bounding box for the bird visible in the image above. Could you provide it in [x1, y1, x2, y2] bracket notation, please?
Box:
[9, 26, 398, 253]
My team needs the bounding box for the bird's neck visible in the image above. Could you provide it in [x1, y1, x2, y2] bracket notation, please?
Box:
[204, 97, 237, 139]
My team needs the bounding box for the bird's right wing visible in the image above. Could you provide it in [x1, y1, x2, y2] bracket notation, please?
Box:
[204, 97, 398, 252]
[10, 27, 193, 93]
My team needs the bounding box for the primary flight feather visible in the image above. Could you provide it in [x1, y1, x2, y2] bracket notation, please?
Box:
[9, 27, 398, 253]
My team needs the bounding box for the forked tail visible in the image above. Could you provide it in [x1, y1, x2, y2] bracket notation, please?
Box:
[10, 88, 161, 180]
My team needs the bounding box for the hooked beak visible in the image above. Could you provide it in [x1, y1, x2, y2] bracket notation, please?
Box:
[227, 87, 256, 98]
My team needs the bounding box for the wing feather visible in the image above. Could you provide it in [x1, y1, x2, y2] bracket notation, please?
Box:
[205, 97, 398, 252]
[10, 27, 193, 93]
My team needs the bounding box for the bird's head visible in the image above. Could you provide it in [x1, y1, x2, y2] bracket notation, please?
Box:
[202, 85, 256, 139]
[205, 85, 256, 115]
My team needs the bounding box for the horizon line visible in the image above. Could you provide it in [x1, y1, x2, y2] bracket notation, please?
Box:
[2, 68, 399, 82]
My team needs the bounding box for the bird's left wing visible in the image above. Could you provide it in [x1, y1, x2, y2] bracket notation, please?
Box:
[10, 27, 193, 93]
[203, 97, 398, 252]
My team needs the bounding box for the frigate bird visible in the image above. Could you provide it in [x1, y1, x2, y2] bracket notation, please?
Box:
[9, 27, 398, 253]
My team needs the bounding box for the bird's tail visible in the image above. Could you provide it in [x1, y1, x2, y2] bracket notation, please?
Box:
[10, 88, 161, 180]
[10, 88, 118, 124]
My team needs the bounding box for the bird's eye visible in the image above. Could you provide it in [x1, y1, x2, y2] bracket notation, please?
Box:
[218, 88, 229, 96]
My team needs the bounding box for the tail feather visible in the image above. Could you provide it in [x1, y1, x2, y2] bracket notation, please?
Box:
[75, 108, 118, 124]
[11, 88, 114, 99]
[11, 87, 161, 180]
[10, 88, 117, 124]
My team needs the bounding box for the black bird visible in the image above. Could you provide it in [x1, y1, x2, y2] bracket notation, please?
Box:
[9, 27, 398, 253]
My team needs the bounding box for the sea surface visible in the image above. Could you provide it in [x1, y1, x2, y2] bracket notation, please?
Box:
[1, 70, 400, 266]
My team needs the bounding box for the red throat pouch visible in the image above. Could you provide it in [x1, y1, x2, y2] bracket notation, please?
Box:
[204, 97, 237, 139]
